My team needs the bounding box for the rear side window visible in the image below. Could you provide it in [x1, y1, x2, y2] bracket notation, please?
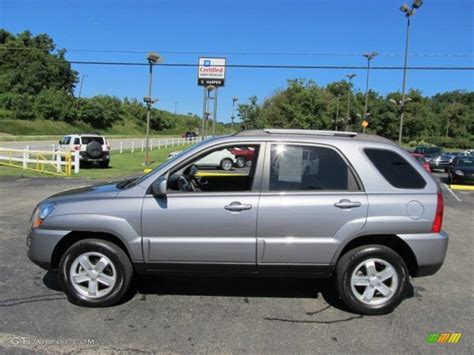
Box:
[73, 138, 80, 144]
[270, 144, 360, 191]
[364, 148, 426, 189]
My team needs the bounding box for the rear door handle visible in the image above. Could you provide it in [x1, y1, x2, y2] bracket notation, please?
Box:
[224, 202, 252, 212]
[334, 199, 361, 209]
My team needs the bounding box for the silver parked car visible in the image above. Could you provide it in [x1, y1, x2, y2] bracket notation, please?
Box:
[27, 129, 448, 315]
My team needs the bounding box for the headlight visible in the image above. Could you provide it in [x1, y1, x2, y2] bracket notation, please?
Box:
[455, 170, 464, 176]
[31, 203, 56, 228]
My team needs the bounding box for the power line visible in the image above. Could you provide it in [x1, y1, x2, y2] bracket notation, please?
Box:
[0, 57, 472, 70]
[61, 60, 474, 71]
[0, 46, 472, 58]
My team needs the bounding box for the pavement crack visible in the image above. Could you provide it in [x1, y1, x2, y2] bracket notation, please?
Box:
[0, 293, 65, 307]
[264, 314, 363, 324]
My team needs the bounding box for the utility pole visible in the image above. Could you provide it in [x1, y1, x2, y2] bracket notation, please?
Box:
[335, 94, 340, 131]
[173, 101, 179, 115]
[231, 97, 238, 132]
[363, 52, 377, 133]
[398, 0, 423, 145]
[76, 74, 87, 110]
[143, 52, 162, 166]
[345, 73, 356, 131]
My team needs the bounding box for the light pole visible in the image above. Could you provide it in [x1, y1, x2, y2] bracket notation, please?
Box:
[144, 52, 161, 166]
[362, 51, 377, 133]
[173, 101, 179, 114]
[334, 93, 340, 131]
[231, 97, 238, 131]
[345, 73, 356, 131]
[398, 0, 423, 145]
[76, 74, 88, 110]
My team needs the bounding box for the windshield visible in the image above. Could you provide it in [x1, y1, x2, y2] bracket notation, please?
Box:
[425, 147, 442, 154]
[456, 157, 474, 167]
[125, 140, 208, 188]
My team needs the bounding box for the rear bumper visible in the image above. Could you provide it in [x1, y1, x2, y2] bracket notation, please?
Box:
[398, 231, 449, 277]
[79, 152, 110, 162]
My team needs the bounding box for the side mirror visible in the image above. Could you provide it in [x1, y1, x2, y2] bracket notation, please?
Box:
[151, 176, 167, 196]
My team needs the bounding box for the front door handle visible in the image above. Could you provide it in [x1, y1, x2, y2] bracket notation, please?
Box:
[224, 201, 252, 212]
[334, 199, 361, 209]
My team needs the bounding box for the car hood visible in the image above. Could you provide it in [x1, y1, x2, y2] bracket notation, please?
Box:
[43, 181, 121, 203]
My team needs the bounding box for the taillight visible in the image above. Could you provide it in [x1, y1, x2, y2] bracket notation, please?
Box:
[74, 145, 80, 151]
[432, 191, 444, 233]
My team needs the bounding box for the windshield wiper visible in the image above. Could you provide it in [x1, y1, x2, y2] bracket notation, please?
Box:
[116, 178, 135, 189]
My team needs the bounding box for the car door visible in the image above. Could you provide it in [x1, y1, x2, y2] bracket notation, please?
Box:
[141, 142, 265, 271]
[256, 142, 368, 273]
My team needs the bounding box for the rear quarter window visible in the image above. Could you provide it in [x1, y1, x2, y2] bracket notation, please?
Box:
[364, 148, 426, 189]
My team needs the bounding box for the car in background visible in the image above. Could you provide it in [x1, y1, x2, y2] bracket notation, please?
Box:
[448, 155, 474, 184]
[58, 133, 110, 168]
[462, 149, 474, 156]
[168, 148, 236, 171]
[414, 145, 444, 159]
[229, 147, 256, 168]
[411, 153, 431, 172]
[428, 154, 455, 172]
[182, 131, 198, 139]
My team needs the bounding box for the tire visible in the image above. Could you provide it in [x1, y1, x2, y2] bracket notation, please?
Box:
[86, 141, 103, 159]
[236, 156, 246, 168]
[100, 160, 109, 169]
[220, 158, 233, 171]
[58, 239, 133, 307]
[335, 245, 409, 315]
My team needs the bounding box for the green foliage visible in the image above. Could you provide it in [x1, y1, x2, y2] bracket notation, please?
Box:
[237, 79, 473, 147]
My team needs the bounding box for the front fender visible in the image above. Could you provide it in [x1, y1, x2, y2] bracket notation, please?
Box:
[41, 214, 143, 262]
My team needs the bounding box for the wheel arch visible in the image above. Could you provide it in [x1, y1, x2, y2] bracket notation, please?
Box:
[50, 231, 133, 269]
[335, 234, 419, 277]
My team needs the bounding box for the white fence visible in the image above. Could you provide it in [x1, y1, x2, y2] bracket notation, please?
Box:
[0, 146, 80, 176]
[114, 136, 202, 154]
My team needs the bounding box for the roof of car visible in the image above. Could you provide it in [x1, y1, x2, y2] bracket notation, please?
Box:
[234, 129, 395, 145]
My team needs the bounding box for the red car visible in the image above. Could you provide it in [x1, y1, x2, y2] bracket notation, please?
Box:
[230, 147, 256, 168]
[411, 153, 431, 173]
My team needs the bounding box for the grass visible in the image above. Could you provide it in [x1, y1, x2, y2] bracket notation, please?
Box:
[0, 146, 186, 180]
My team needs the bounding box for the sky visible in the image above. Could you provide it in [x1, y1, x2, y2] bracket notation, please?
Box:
[1, 0, 473, 122]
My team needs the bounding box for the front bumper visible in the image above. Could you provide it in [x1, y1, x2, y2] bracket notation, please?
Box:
[398, 231, 449, 277]
[27, 227, 71, 270]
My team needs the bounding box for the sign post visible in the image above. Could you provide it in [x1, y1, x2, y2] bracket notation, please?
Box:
[198, 58, 226, 138]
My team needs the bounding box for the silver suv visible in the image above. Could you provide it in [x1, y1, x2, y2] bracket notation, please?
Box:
[27, 129, 448, 314]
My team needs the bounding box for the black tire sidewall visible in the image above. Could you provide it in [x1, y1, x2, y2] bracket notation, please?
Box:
[59, 240, 132, 307]
[336, 245, 409, 315]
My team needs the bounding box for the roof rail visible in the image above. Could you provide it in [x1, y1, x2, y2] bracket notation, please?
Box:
[263, 129, 357, 137]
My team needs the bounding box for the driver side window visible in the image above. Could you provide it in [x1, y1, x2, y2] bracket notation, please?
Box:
[167, 144, 260, 193]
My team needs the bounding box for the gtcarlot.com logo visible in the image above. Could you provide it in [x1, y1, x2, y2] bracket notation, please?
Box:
[426, 333, 462, 344]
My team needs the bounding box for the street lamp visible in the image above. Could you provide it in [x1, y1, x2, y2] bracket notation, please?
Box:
[144, 52, 162, 166]
[362, 51, 377, 133]
[345, 73, 356, 131]
[231, 97, 238, 131]
[398, 0, 423, 145]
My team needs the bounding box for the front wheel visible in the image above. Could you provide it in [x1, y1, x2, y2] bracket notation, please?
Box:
[220, 158, 233, 171]
[335, 245, 409, 315]
[58, 239, 133, 307]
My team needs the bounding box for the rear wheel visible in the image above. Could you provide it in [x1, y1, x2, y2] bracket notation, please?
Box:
[335, 245, 409, 315]
[236, 156, 246, 168]
[58, 239, 133, 307]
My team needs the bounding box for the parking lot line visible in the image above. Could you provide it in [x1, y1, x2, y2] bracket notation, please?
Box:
[443, 183, 462, 202]
[450, 184, 474, 191]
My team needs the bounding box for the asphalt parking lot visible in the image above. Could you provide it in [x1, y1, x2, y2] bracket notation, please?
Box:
[0, 173, 472, 354]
